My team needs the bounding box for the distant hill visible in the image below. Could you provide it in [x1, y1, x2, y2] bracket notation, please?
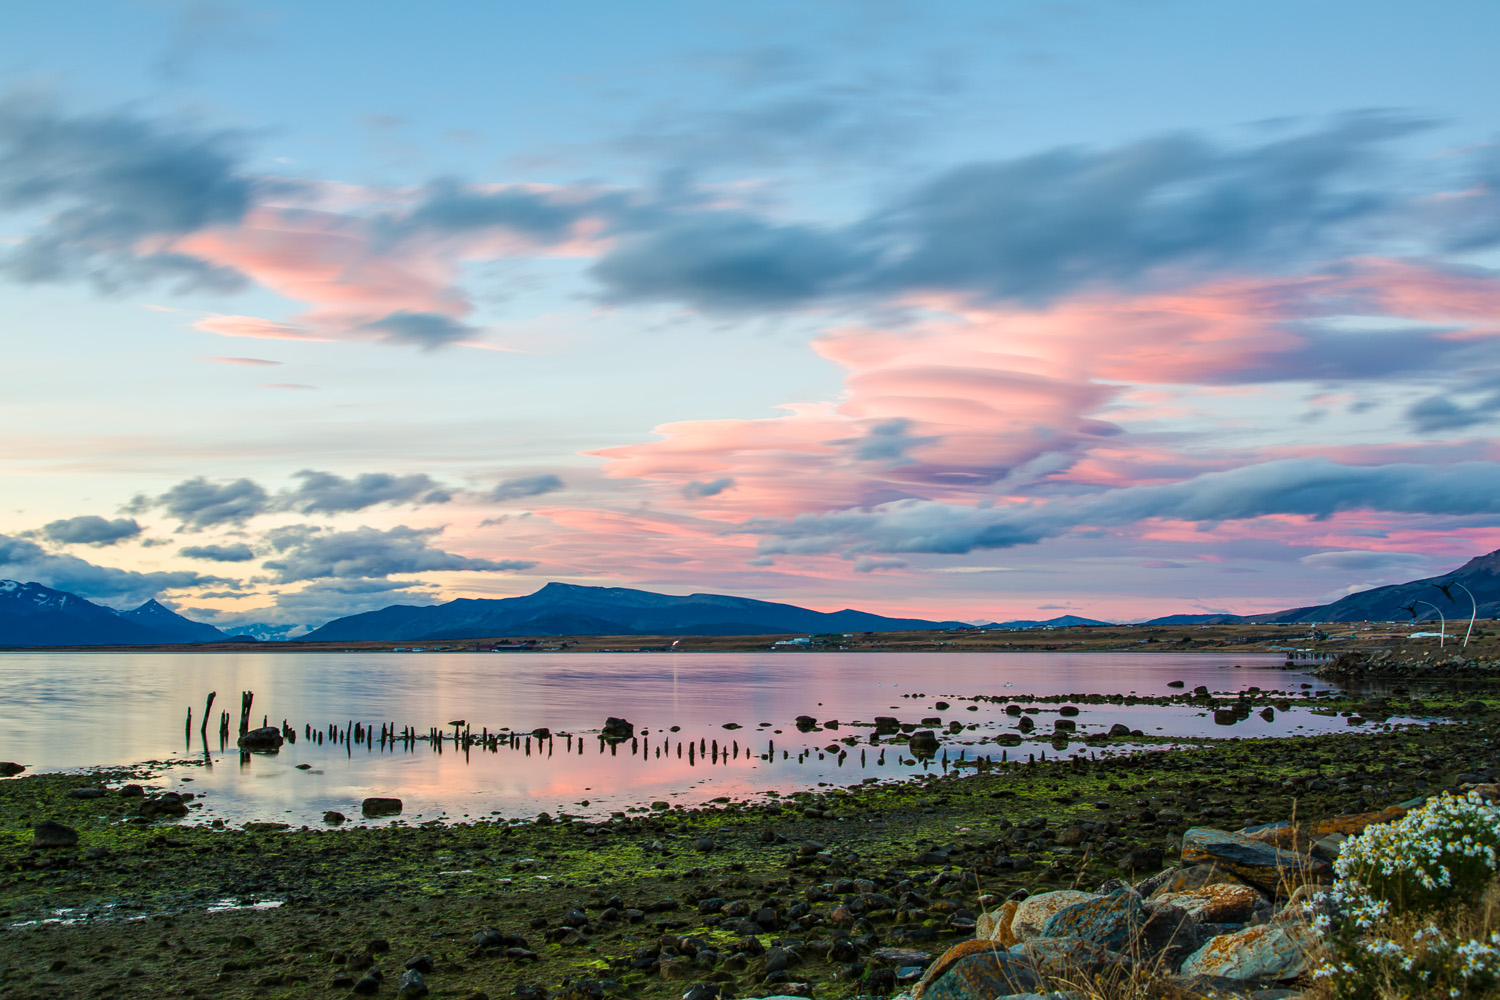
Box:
[1258, 549, 1500, 624]
[117, 599, 230, 642]
[302, 582, 971, 642]
[0, 581, 227, 647]
[982, 615, 1112, 630]
[1139, 613, 1245, 625]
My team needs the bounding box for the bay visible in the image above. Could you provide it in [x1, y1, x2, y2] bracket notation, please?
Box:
[0, 650, 1379, 826]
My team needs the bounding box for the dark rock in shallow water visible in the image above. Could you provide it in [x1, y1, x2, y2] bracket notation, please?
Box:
[602, 717, 634, 739]
[323, 811, 346, 825]
[361, 797, 403, 817]
[0, 762, 23, 776]
[237, 726, 284, 752]
[33, 820, 78, 848]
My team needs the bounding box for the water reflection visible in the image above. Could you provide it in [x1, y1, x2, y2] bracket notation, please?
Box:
[0, 650, 1417, 825]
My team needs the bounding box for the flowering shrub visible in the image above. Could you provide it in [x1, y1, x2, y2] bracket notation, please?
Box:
[1336, 791, 1500, 911]
[1310, 792, 1500, 999]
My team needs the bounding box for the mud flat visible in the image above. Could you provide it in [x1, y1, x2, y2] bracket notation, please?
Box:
[0, 701, 1496, 999]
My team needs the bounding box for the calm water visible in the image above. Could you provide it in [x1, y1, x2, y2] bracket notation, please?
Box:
[0, 650, 1384, 826]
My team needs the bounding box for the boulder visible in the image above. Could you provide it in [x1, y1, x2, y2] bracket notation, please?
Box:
[974, 900, 1018, 946]
[1180, 827, 1330, 896]
[1011, 890, 1099, 941]
[33, 820, 78, 848]
[1240, 805, 1406, 851]
[1108, 723, 1132, 737]
[362, 797, 403, 817]
[911, 940, 1042, 1000]
[0, 762, 23, 777]
[237, 726, 284, 752]
[1136, 863, 1245, 899]
[602, 717, 634, 739]
[323, 811, 346, 825]
[908, 730, 940, 755]
[1151, 882, 1262, 924]
[1009, 936, 1117, 978]
[1038, 890, 1145, 952]
[1177, 924, 1315, 981]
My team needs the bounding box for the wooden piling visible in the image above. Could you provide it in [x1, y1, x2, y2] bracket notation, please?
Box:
[199, 692, 216, 743]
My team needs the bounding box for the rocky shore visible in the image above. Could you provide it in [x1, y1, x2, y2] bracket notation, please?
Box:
[1314, 648, 1500, 681]
[1, 709, 1497, 999]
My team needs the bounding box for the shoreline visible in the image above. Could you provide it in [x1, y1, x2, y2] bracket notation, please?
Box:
[4, 618, 1495, 656]
[2, 708, 1497, 998]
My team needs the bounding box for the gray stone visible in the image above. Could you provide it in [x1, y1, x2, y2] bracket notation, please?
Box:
[1038, 890, 1145, 951]
[33, 820, 78, 848]
[1180, 827, 1330, 896]
[398, 968, 428, 997]
[237, 726, 284, 752]
[1009, 937, 1116, 977]
[911, 940, 1042, 1000]
[1178, 924, 1315, 981]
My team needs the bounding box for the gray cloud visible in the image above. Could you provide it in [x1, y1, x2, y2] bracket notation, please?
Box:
[489, 474, 565, 502]
[839, 418, 940, 465]
[872, 115, 1420, 303]
[178, 543, 256, 562]
[852, 555, 908, 572]
[1406, 391, 1500, 433]
[130, 476, 270, 529]
[589, 115, 1447, 314]
[1297, 550, 1430, 573]
[396, 179, 599, 242]
[591, 210, 871, 311]
[743, 458, 1500, 556]
[41, 515, 141, 546]
[279, 470, 452, 514]
[0, 93, 253, 292]
[0, 533, 232, 604]
[682, 477, 735, 499]
[360, 310, 477, 348]
[260, 524, 536, 583]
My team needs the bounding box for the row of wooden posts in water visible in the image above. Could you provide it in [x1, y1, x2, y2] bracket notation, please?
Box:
[181, 690, 1069, 772]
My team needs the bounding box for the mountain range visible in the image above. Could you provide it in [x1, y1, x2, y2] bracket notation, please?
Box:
[300, 582, 971, 641]
[0, 581, 232, 647]
[2, 547, 1497, 646]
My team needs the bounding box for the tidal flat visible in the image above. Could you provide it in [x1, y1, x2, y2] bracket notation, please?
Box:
[2, 705, 1497, 999]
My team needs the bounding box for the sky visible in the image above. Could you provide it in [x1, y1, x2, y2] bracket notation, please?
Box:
[4, 0, 1500, 632]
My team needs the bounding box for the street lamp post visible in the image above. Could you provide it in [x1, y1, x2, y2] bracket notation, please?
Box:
[1435, 581, 1478, 649]
[1402, 600, 1447, 648]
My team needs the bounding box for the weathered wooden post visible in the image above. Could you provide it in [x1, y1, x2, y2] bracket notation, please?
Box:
[200, 692, 216, 744]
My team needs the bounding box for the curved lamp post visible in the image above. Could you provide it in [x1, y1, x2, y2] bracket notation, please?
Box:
[1401, 600, 1447, 648]
[1435, 581, 1478, 649]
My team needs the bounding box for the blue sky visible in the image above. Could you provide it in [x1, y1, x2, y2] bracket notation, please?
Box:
[3, 0, 1500, 631]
